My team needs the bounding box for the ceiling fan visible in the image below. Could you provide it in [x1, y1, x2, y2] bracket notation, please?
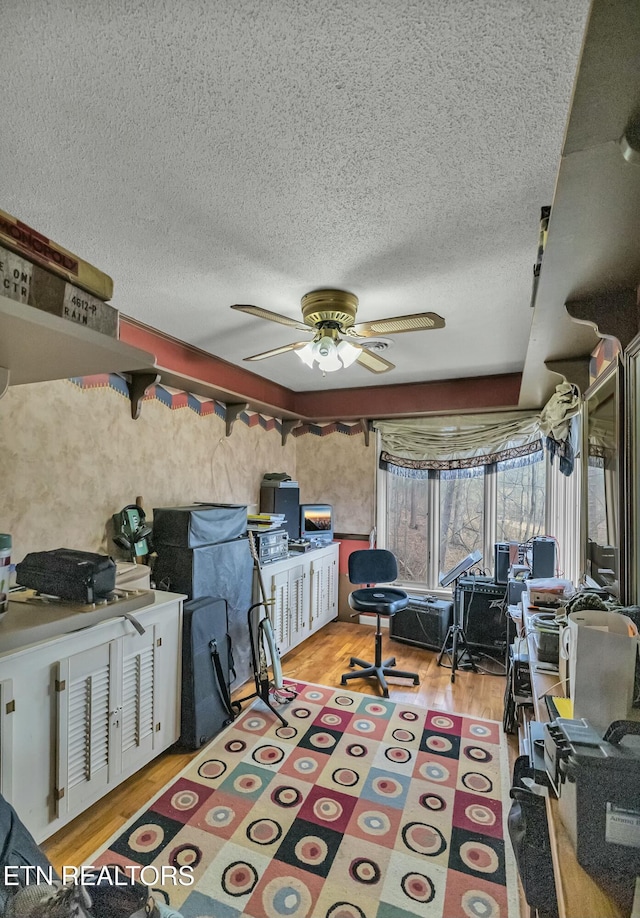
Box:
[231, 289, 446, 374]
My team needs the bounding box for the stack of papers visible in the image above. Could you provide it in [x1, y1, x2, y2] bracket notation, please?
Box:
[247, 513, 286, 531]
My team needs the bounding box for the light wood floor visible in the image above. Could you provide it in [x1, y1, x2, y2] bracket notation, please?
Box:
[43, 620, 517, 872]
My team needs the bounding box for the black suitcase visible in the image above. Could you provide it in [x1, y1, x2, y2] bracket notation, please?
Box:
[180, 596, 239, 750]
[15, 548, 116, 603]
[390, 597, 453, 650]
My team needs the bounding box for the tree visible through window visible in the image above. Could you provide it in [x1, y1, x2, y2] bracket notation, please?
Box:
[383, 456, 545, 589]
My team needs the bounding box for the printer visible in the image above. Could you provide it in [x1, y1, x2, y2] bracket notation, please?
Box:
[543, 717, 640, 882]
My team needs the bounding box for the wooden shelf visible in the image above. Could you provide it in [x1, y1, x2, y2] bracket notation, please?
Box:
[519, 0, 640, 408]
[0, 294, 154, 390]
[524, 606, 626, 918]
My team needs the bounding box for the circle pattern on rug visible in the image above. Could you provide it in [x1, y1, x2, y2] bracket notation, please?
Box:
[253, 744, 285, 765]
[346, 743, 367, 757]
[309, 731, 337, 750]
[464, 803, 497, 828]
[170, 789, 200, 811]
[420, 793, 446, 812]
[262, 877, 313, 918]
[461, 888, 501, 918]
[205, 804, 235, 828]
[418, 761, 450, 783]
[272, 785, 303, 808]
[425, 735, 453, 753]
[461, 772, 493, 794]
[469, 723, 493, 738]
[334, 695, 355, 706]
[357, 810, 391, 836]
[464, 745, 492, 763]
[352, 719, 376, 734]
[222, 861, 258, 897]
[292, 707, 312, 719]
[400, 710, 419, 721]
[431, 715, 454, 729]
[349, 857, 381, 885]
[326, 903, 366, 918]
[320, 712, 343, 727]
[198, 759, 226, 780]
[372, 775, 403, 798]
[128, 824, 163, 853]
[276, 725, 298, 740]
[313, 797, 344, 822]
[384, 746, 412, 764]
[401, 872, 436, 904]
[169, 843, 202, 870]
[459, 840, 500, 874]
[243, 715, 268, 731]
[293, 756, 319, 776]
[306, 690, 325, 702]
[247, 818, 283, 846]
[402, 822, 447, 857]
[392, 728, 415, 743]
[332, 768, 359, 787]
[234, 773, 264, 794]
[295, 834, 328, 866]
[225, 739, 247, 754]
[363, 702, 386, 717]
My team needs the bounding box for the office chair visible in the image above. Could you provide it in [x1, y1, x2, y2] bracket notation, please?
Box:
[341, 549, 420, 697]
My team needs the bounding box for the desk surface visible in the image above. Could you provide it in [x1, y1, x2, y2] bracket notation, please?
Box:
[523, 606, 627, 918]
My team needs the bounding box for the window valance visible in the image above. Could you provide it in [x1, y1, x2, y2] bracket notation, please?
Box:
[374, 411, 543, 471]
[375, 383, 581, 474]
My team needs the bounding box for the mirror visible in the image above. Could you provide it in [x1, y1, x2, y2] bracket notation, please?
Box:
[583, 362, 622, 598]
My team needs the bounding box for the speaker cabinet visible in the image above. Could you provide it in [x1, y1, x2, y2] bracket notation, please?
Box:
[260, 485, 300, 541]
[390, 599, 453, 651]
[532, 537, 556, 578]
[494, 542, 510, 584]
[457, 577, 510, 651]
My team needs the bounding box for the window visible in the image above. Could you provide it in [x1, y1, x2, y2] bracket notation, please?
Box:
[380, 455, 546, 589]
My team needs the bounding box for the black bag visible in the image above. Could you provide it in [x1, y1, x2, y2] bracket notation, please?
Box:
[15, 548, 117, 603]
[507, 755, 558, 917]
[180, 596, 240, 750]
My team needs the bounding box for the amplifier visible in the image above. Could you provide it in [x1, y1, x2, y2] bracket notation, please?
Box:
[390, 597, 453, 651]
[457, 576, 509, 651]
[253, 529, 289, 564]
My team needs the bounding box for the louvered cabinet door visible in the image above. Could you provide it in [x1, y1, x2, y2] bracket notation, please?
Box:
[119, 625, 157, 774]
[269, 568, 291, 653]
[55, 641, 116, 819]
[0, 678, 14, 799]
[288, 563, 306, 645]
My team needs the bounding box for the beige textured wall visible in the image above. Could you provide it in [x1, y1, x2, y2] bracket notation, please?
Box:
[295, 432, 375, 536]
[0, 380, 297, 562]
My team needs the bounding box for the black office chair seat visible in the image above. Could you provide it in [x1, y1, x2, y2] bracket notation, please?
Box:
[341, 549, 420, 698]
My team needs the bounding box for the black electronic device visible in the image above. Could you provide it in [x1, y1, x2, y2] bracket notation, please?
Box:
[437, 550, 483, 682]
[260, 482, 300, 541]
[390, 597, 453, 650]
[494, 541, 510, 585]
[531, 536, 556, 578]
[457, 575, 509, 651]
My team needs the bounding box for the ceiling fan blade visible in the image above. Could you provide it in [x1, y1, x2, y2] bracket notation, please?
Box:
[232, 303, 309, 332]
[348, 311, 446, 337]
[355, 348, 396, 373]
[244, 341, 310, 361]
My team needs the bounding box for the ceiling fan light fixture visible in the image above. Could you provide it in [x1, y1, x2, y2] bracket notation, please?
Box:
[336, 339, 360, 367]
[296, 341, 315, 367]
[314, 336, 342, 372]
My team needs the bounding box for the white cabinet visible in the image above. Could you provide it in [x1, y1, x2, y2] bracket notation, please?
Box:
[0, 591, 183, 843]
[257, 543, 338, 657]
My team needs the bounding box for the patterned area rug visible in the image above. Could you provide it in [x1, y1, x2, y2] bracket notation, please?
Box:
[91, 681, 519, 918]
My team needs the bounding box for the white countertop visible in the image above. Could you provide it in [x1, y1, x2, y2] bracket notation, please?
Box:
[0, 588, 183, 657]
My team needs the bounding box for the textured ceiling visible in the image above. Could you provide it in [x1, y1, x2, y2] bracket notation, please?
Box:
[2, 0, 590, 393]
